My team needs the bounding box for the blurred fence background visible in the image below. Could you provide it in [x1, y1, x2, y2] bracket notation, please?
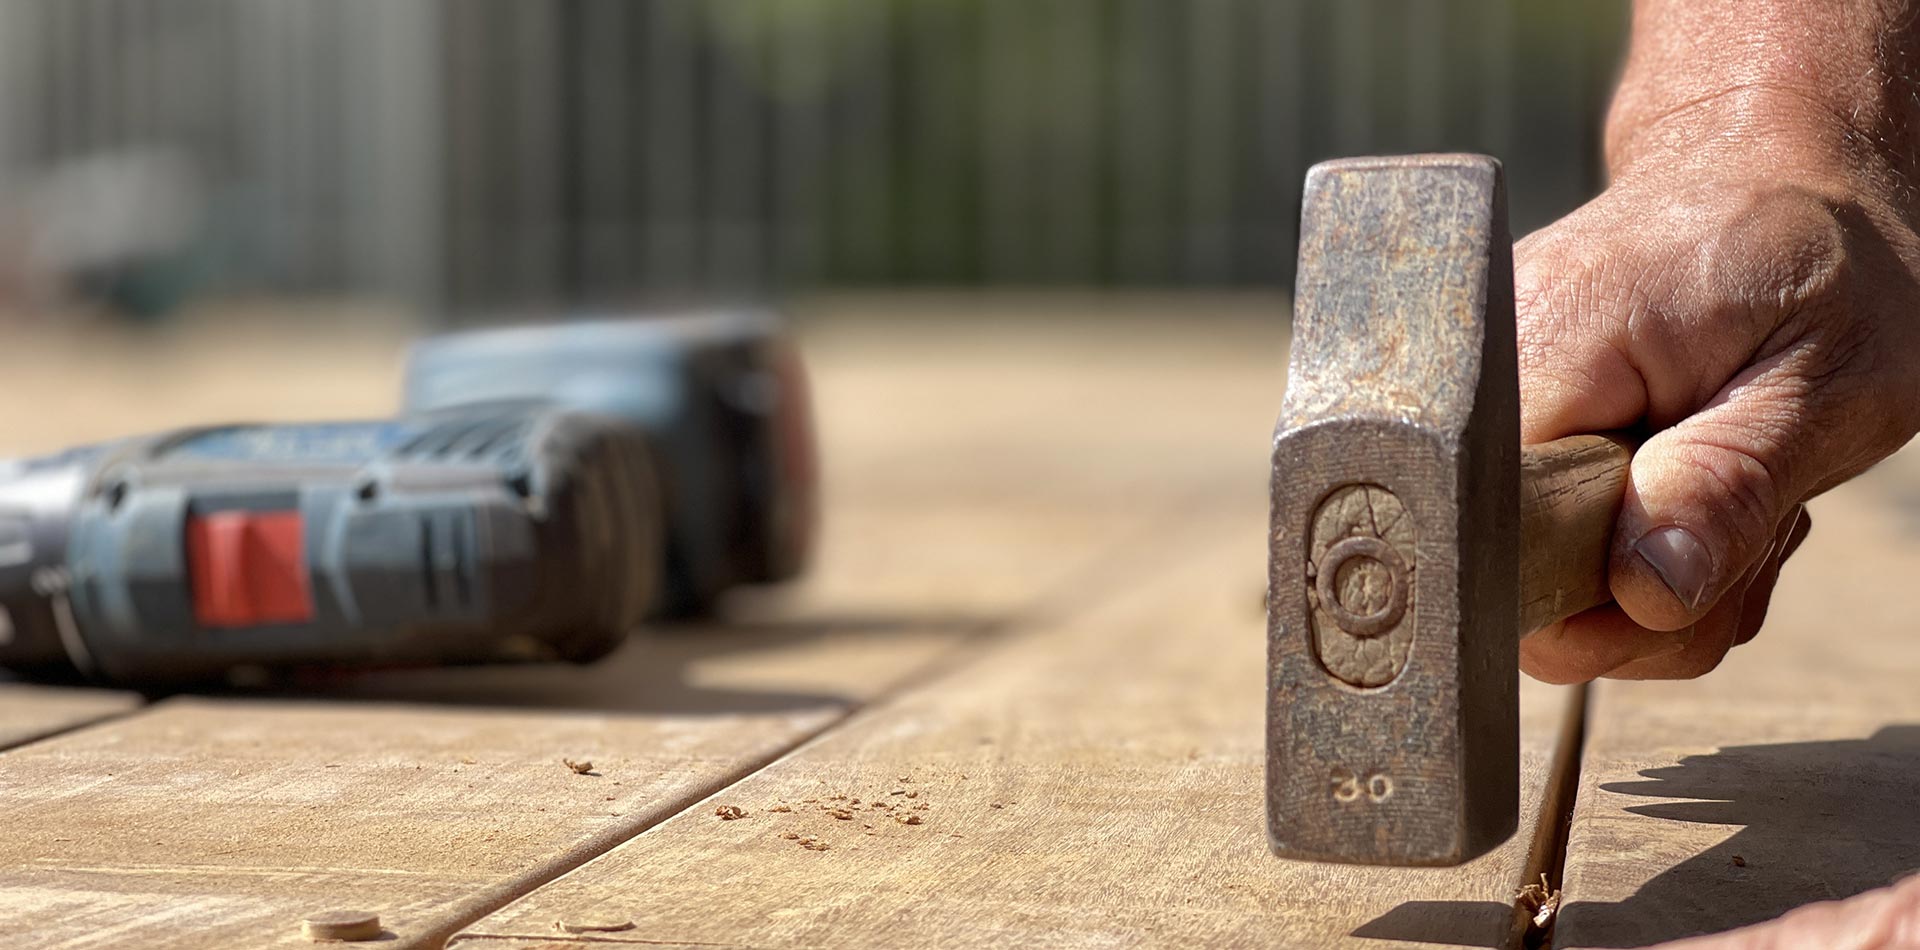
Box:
[0, 0, 1627, 318]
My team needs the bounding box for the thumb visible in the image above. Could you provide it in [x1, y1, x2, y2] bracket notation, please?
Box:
[1608, 351, 1852, 631]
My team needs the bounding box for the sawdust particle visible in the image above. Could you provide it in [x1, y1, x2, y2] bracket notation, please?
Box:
[827, 808, 854, 820]
[715, 805, 748, 820]
[896, 814, 924, 826]
[459, 757, 477, 765]
[1731, 855, 1747, 867]
[800, 837, 831, 851]
[770, 804, 792, 813]
[780, 832, 800, 840]
[905, 790, 919, 798]
[562, 758, 595, 775]
[990, 803, 1004, 809]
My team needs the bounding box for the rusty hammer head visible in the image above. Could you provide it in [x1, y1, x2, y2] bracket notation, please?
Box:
[1267, 154, 1519, 866]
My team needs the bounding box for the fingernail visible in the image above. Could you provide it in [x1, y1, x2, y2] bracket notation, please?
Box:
[1634, 526, 1712, 611]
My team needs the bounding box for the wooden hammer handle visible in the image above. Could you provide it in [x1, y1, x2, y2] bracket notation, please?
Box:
[1518, 434, 1634, 633]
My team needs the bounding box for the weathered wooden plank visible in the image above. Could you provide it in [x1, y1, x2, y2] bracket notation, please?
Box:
[1554, 459, 1920, 948]
[0, 681, 139, 749]
[0, 303, 1298, 949]
[450, 498, 1580, 949]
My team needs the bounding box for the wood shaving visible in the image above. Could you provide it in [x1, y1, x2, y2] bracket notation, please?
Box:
[554, 919, 634, 934]
[1514, 873, 1561, 932]
[714, 805, 748, 820]
[562, 758, 595, 775]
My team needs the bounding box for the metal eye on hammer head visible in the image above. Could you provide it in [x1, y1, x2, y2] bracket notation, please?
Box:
[1315, 536, 1407, 637]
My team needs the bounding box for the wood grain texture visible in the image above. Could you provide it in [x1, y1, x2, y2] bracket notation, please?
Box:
[0, 299, 1312, 949]
[1518, 434, 1631, 635]
[449, 496, 1580, 950]
[0, 681, 139, 748]
[1554, 455, 1920, 948]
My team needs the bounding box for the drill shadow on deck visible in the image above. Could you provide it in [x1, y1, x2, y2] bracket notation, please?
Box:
[152, 613, 997, 716]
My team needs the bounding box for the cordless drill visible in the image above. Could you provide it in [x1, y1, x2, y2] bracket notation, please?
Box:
[0, 310, 815, 684]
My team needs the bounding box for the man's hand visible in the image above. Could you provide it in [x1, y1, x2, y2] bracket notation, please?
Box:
[1516, 0, 1920, 683]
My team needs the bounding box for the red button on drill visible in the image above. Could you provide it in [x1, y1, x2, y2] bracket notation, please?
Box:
[186, 510, 314, 628]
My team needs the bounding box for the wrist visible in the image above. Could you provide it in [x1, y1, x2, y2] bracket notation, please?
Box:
[1605, 84, 1915, 215]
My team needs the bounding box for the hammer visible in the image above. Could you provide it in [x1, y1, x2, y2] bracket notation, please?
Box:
[1267, 154, 1631, 866]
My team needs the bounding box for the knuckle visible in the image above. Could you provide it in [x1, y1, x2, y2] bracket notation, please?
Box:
[1665, 434, 1788, 550]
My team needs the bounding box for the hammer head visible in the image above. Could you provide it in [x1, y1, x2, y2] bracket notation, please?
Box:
[1267, 154, 1519, 866]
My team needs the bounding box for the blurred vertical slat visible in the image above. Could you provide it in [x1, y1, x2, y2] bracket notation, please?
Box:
[1040, 0, 1101, 283]
[1404, 0, 1445, 150]
[705, 2, 767, 291]
[1109, 0, 1175, 286]
[1246, 0, 1302, 286]
[979, 0, 1037, 284]
[832, 0, 892, 284]
[900, 0, 970, 284]
[347, 0, 442, 310]
[511, 0, 561, 306]
[574, 0, 633, 301]
[769, 0, 834, 289]
[642, 0, 699, 292]
[1181, 0, 1235, 284]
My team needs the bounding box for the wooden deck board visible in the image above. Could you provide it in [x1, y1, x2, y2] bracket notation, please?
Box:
[449, 493, 1580, 950]
[0, 682, 140, 749]
[0, 303, 1341, 949]
[1554, 458, 1920, 948]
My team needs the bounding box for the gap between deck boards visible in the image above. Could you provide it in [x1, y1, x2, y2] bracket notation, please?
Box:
[1513, 683, 1590, 950]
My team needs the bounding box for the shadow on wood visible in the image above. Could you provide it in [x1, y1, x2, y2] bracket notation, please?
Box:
[166, 612, 995, 715]
[1560, 725, 1920, 947]
[1351, 899, 1522, 946]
